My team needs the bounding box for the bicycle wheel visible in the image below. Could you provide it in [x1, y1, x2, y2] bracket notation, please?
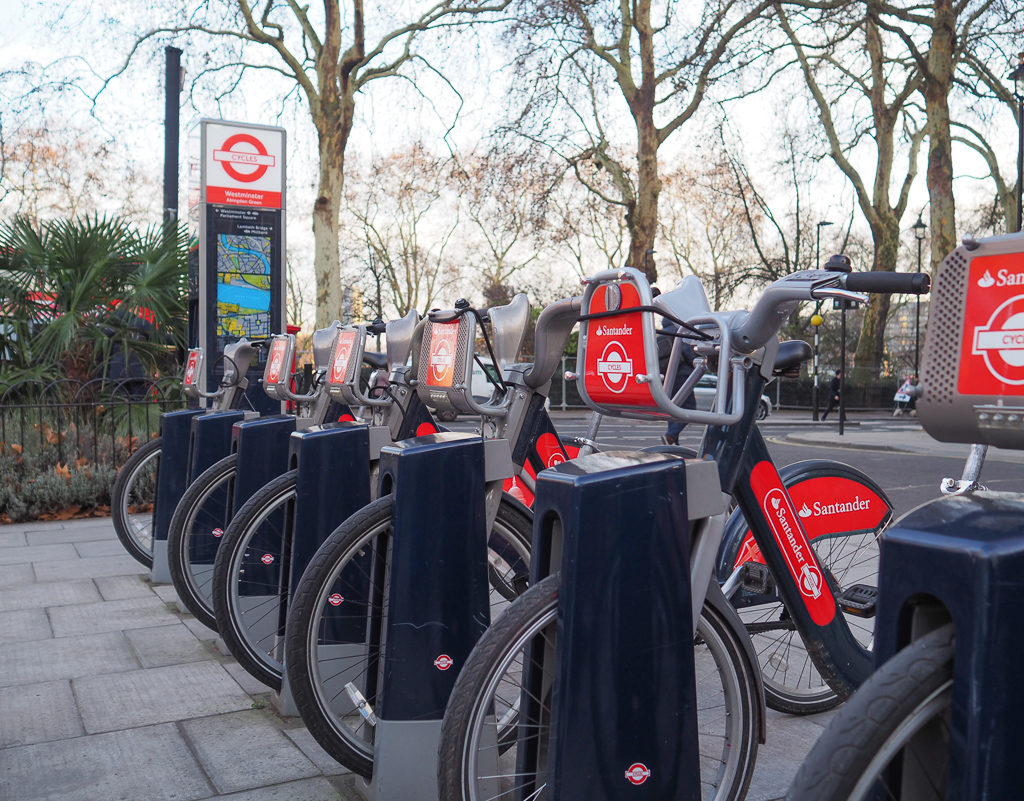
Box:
[211, 469, 298, 690]
[284, 494, 533, 778]
[438, 573, 759, 801]
[111, 437, 161, 568]
[739, 528, 879, 714]
[787, 623, 954, 801]
[166, 454, 237, 630]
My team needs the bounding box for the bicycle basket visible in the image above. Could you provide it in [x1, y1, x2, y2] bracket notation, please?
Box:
[182, 348, 203, 399]
[415, 311, 477, 418]
[261, 333, 296, 403]
[918, 231, 1024, 448]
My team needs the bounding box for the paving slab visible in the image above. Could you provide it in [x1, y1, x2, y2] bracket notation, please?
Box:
[182, 613, 221, 641]
[0, 631, 138, 687]
[0, 607, 52, 643]
[152, 583, 181, 603]
[48, 595, 171, 637]
[94, 573, 156, 601]
[75, 538, 134, 559]
[282, 726, 352, 777]
[0, 722, 213, 801]
[124, 623, 214, 669]
[222, 661, 275, 697]
[0, 679, 84, 747]
[746, 708, 832, 801]
[25, 526, 115, 546]
[0, 578, 101, 613]
[33, 553, 145, 582]
[0, 562, 34, 587]
[0, 530, 27, 547]
[183, 710, 320, 794]
[0, 542, 78, 566]
[74, 660, 254, 733]
[198, 777, 354, 801]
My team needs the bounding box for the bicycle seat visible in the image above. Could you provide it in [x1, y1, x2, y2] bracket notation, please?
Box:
[772, 340, 812, 377]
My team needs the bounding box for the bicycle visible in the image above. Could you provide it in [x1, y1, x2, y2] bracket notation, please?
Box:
[111, 338, 261, 568]
[281, 293, 600, 776]
[165, 322, 367, 629]
[437, 263, 928, 801]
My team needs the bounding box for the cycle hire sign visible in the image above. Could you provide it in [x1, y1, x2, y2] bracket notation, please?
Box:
[960, 251, 1024, 394]
[204, 123, 284, 209]
[426, 322, 459, 388]
[582, 283, 657, 409]
[329, 331, 357, 385]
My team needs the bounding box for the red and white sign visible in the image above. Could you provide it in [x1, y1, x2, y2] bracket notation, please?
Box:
[330, 331, 356, 384]
[266, 339, 288, 384]
[184, 351, 200, 387]
[327, 593, 344, 607]
[749, 461, 835, 626]
[212, 527, 223, 539]
[426, 322, 459, 387]
[624, 763, 651, 785]
[434, 654, 454, 671]
[960, 252, 1024, 393]
[204, 123, 284, 209]
[733, 475, 890, 569]
[583, 284, 657, 408]
[261, 554, 274, 565]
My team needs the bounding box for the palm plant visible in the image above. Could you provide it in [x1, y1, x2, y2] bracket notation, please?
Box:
[0, 215, 187, 386]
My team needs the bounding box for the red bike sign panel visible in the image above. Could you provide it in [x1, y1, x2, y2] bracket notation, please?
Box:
[582, 283, 657, 408]
[960, 251, 1024, 393]
[329, 331, 356, 384]
[266, 339, 288, 384]
[204, 123, 284, 209]
[184, 351, 200, 388]
[749, 461, 835, 626]
[733, 475, 889, 568]
[426, 322, 459, 388]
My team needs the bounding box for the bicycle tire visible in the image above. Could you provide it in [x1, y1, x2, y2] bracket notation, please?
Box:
[438, 573, 759, 801]
[211, 469, 298, 691]
[787, 623, 954, 801]
[166, 453, 237, 630]
[111, 437, 161, 568]
[284, 494, 533, 778]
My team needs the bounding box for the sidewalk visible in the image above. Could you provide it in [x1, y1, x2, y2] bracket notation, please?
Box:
[0, 514, 824, 801]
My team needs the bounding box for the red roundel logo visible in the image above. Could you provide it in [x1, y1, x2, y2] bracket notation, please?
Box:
[625, 763, 651, 785]
[211, 527, 223, 538]
[597, 340, 633, 394]
[213, 133, 275, 183]
[327, 593, 344, 606]
[260, 554, 274, 565]
[434, 654, 454, 671]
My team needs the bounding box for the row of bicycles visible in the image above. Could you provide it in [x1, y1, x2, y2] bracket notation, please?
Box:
[109, 245, 997, 801]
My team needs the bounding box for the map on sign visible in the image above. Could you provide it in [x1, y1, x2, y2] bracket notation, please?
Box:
[216, 233, 271, 337]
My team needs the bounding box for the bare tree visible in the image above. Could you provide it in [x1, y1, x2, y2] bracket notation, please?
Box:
[114, 1, 510, 327]
[776, 2, 925, 379]
[501, 0, 777, 282]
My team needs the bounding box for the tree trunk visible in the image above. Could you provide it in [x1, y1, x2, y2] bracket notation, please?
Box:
[924, 0, 956, 272]
[312, 135, 343, 329]
[628, 119, 661, 282]
[853, 215, 900, 377]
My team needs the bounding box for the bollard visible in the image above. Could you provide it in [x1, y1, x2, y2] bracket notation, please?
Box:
[874, 492, 1024, 800]
[368, 432, 489, 801]
[149, 409, 201, 583]
[527, 452, 723, 801]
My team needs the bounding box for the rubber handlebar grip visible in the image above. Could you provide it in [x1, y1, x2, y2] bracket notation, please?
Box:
[843, 271, 930, 294]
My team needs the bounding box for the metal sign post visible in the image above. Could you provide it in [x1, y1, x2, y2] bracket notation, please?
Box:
[197, 120, 286, 414]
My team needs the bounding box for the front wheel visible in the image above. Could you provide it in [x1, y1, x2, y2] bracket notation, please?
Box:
[757, 400, 770, 420]
[167, 454, 237, 630]
[111, 437, 161, 568]
[284, 494, 533, 778]
[438, 574, 760, 801]
[787, 624, 954, 801]
[211, 469, 299, 690]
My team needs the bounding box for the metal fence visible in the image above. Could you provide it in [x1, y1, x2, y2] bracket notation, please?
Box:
[0, 377, 187, 471]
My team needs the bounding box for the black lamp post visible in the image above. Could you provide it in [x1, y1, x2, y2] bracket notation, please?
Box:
[812, 221, 832, 420]
[1011, 54, 1024, 233]
[912, 215, 926, 375]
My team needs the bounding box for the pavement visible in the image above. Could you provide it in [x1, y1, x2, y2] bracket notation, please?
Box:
[0, 418, 1003, 801]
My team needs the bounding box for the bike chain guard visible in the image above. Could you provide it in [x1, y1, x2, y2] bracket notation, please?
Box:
[576, 267, 744, 426]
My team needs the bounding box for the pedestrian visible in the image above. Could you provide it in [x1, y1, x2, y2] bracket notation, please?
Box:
[821, 369, 842, 421]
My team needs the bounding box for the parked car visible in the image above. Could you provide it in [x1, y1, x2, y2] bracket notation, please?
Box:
[694, 373, 772, 420]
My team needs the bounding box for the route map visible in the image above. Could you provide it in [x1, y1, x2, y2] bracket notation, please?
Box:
[216, 233, 271, 337]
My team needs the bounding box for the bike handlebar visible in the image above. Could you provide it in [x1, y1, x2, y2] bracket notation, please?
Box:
[843, 271, 930, 294]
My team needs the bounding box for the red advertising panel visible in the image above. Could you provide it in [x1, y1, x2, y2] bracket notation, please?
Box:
[329, 331, 356, 385]
[582, 283, 657, 409]
[184, 351, 200, 389]
[959, 252, 1024, 394]
[426, 322, 459, 388]
[266, 339, 288, 384]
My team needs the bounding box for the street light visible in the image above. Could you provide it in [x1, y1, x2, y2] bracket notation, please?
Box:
[912, 215, 926, 375]
[1011, 53, 1024, 233]
[812, 221, 832, 421]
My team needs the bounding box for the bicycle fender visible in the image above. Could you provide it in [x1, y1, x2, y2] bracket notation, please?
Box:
[716, 459, 894, 582]
[704, 579, 767, 744]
